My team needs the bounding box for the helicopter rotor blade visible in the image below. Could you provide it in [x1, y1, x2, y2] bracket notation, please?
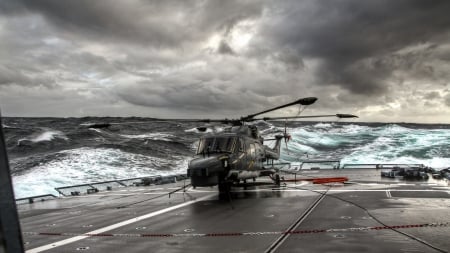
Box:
[253, 114, 358, 121]
[81, 97, 357, 128]
[101, 113, 357, 127]
[242, 97, 317, 121]
[102, 118, 240, 125]
[335, 114, 359, 118]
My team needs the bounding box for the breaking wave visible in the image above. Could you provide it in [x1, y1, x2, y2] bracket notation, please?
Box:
[17, 130, 68, 145]
[13, 147, 189, 198]
[279, 123, 450, 169]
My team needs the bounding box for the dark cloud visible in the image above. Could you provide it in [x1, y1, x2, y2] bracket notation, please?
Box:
[5, 0, 263, 49]
[256, 0, 450, 95]
[217, 41, 235, 55]
[0, 65, 55, 88]
[1, 0, 450, 122]
[424, 91, 441, 100]
[0, 66, 32, 86]
[445, 94, 450, 107]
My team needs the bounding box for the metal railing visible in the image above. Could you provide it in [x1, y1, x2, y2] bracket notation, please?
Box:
[15, 194, 57, 205]
[15, 173, 188, 203]
[286, 160, 425, 171]
[341, 163, 424, 169]
[54, 174, 188, 196]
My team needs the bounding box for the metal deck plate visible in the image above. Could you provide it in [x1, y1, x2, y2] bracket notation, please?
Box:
[18, 169, 450, 253]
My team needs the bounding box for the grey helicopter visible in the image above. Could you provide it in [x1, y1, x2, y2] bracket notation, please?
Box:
[185, 97, 357, 196]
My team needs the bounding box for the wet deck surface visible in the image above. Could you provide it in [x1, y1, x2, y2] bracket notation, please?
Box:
[18, 169, 450, 253]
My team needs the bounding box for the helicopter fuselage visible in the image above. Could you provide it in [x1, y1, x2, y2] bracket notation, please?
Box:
[187, 126, 281, 188]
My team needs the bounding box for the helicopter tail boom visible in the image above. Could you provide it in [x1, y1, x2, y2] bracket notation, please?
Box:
[264, 135, 285, 160]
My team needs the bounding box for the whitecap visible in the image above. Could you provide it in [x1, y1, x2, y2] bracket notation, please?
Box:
[12, 147, 190, 198]
[313, 122, 333, 128]
[185, 127, 213, 133]
[17, 130, 68, 145]
[184, 126, 225, 133]
[120, 133, 174, 141]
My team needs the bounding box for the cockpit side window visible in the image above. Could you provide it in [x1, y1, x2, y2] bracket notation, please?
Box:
[196, 137, 237, 154]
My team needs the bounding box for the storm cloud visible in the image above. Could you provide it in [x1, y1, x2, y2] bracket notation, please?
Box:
[1, 0, 450, 123]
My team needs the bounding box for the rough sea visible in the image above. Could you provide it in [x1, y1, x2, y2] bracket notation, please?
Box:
[3, 117, 450, 199]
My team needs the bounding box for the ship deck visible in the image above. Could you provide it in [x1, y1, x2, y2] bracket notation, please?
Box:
[18, 169, 450, 253]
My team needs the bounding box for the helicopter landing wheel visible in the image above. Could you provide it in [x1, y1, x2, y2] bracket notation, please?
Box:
[274, 174, 281, 186]
[218, 181, 231, 200]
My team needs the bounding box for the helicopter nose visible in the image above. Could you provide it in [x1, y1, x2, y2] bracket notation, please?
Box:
[187, 156, 228, 187]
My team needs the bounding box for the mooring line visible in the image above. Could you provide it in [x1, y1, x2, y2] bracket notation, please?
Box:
[116, 183, 192, 209]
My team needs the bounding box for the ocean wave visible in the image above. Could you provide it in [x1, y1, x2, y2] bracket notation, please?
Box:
[184, 126, 225, 133]
[12, 147, 190, 198]
[120, 133, 174, 141]
[7, 118, 450, 198]
[340, 155, 450, 169]
[313, 122, 334, 128]
[17, 130, 68, 145]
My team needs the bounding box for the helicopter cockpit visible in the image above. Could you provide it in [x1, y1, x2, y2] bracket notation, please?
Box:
[196, 136, 237, 154]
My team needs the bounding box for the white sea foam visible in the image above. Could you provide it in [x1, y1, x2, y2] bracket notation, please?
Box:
[313, 122, 334, 128]
[120, 133, 174, 141]
[339, 125, 450, 169]
[33, 131, 68, 142]
[340, 155, 450, 169]
[17, 130, 68, 145]
[185, 127, 213, 133]
[89, 128, 103, 133]
[12, 147, 189, 198]
[184, 126, 225, 133]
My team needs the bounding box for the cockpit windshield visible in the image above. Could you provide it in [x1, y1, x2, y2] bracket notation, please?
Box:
[197, 137, 236, 154]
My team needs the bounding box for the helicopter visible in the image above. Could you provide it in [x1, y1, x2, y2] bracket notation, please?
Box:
[185, 97, 357, 196]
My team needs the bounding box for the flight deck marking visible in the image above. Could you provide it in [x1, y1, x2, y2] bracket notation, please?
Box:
[25, 194, 214, 253]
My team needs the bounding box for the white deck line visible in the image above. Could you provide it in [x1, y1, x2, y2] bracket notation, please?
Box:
[26, 194, 213, 253]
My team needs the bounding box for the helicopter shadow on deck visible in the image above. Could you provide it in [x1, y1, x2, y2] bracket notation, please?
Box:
[214, 182, 285, 201]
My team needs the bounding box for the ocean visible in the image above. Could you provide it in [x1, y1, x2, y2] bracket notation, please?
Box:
[3, 117, 450, 199]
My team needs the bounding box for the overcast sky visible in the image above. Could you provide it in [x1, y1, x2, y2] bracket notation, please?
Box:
[1, 0, 450, 123]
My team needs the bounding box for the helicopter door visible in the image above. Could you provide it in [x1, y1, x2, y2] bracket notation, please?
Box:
[233, 138, 246, 170]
